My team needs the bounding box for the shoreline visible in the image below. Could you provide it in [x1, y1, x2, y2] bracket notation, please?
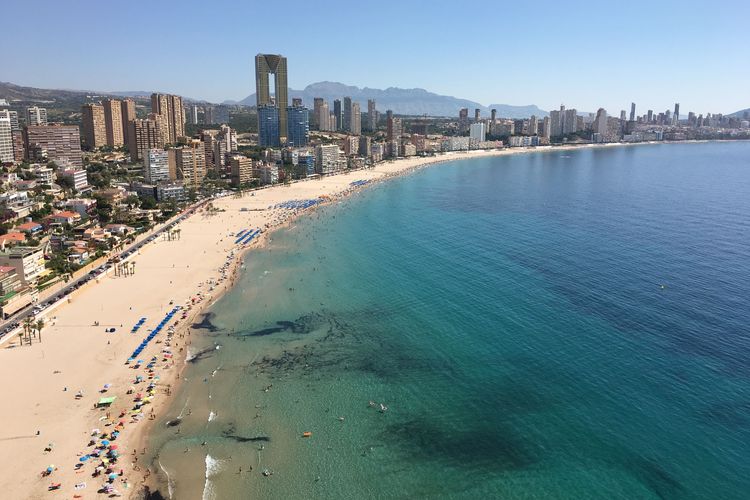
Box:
[0, 139, 729, 499]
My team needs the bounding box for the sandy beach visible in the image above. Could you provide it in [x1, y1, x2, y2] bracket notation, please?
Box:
[0, 143, 656, 499]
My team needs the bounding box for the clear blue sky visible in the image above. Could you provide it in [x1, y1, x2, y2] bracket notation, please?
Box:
[2, 0, 749, 115]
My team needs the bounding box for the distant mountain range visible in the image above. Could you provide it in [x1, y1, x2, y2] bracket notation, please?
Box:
[0, 82, 204, 109]
[729, 108, 750, 118]
[225, 81, 549, 118]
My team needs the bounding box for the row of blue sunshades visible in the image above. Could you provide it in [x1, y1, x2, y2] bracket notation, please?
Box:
[130, 317, 147, 333]
[127, 306, 181, 361]
[350, 180, 369, 187]
[234, 228, 261, 245]
[272, 198, 323, 210]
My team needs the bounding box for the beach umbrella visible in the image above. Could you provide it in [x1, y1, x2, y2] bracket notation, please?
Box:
[101, 440, 110, 446]
[79, 455, 89, 462]
[46, 465, 54, 473]
[103, 384, 111, 389]
[109, 473, 117, 480]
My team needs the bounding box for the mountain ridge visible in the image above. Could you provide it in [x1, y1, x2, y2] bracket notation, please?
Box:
[227, 81, 549, 118]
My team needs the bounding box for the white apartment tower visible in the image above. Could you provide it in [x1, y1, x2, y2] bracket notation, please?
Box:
[26, 106, 48, 126]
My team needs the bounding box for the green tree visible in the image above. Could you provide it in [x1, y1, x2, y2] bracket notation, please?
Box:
[140, 196, 157, 210]
[35, 318, 45, 343]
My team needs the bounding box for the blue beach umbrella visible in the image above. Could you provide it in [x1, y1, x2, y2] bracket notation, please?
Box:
[79, 455, 89, 462]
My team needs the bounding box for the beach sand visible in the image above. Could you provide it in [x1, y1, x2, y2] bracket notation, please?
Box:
[0, 148, 543, 499]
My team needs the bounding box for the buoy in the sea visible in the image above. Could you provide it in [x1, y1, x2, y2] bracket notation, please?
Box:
[302, 431, 312, 438]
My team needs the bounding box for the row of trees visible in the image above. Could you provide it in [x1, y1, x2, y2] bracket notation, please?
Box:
[18, 317, 45, 346]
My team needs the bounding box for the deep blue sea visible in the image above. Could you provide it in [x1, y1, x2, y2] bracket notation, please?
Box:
[148, 142, 750, 499]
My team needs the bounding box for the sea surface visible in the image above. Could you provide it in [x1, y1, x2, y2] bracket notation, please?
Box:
[147, 142, 750, 499]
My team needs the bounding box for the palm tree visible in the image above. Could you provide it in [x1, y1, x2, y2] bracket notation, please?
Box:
[130, 261, 136, 275]
[22, 317, 33, 345]
[35, 318, 45, 343]
[17, 330, 24, 347]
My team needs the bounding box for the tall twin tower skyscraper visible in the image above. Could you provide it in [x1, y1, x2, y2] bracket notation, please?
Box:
[255, 54, 288, 144]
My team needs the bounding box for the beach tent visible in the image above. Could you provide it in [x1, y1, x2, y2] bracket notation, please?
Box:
[97, 397, 117, 407]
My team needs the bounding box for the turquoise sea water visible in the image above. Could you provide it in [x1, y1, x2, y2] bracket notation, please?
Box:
[148, 142, 750, 499]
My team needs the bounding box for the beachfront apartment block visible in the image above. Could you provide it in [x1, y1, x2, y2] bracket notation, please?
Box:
[315, 144, 342, 175]
[0, 265, 38, 319]
[229, 155, 254, 187]
[0, 245, 45, 284]
[470, 122, 486, 142]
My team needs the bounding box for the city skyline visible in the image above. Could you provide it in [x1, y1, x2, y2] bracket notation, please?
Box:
[1, 0, 749, 115]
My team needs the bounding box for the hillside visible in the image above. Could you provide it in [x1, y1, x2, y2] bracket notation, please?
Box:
[229, 81, 548, 118]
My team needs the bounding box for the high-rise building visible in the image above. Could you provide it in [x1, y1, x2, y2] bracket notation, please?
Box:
[563, 107, 578, 135]
[343, 97, 354, 133]
[0, 113, 13, 163]
[367, 99, 377, 131]
[0, 109, 19, 132]
[291, 98, 303, 107]
[102, 99, 124, 147]
[620, 110, 627, 121]
[255, 54, 288, 143]
[333, 99, 343, 131]
[286, 105, 309, 147]
[358, 135, 371, 156]
[26, 106, 47, 126]
[469, 122, 486, 142]
[312, 98, 324, 130]
[474, 108, 481, 123]
[151, 93, 185, 143]
[23, 124, 83, 166]
[528, 115, 538, 135]
[188, 104, 199, 125]
[201, 130, 218, 171]
[219, 124, 237, 152]
[315, 100, 331, 131]
[593, 108, 608, 135]
[230, 155, 253, 187]
[176, 142, 206, 188]
[258, 104, 280, 147]
[121, 99, 136, 144]
[458, 108, 469, 133]
[144, 148, 174, 184]
[128, 115, 165, 162]
[542, 116, 551, 139]
[630, 102, 636, 122]
[315, 144, 340, 174]
[673, 103, 680, 125]
[386, 110, 401, 143]
[81, 103, 107, 149]
[350, 102, 361, 135]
